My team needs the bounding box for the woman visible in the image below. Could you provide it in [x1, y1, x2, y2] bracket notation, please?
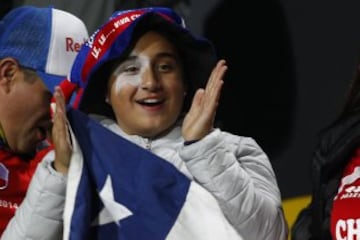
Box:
[292, 55, 360, 238]
[70, 7, 288, 240]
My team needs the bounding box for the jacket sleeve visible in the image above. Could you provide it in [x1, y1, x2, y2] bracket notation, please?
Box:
[179, 129, 288, 240]
[1, 151, 66, 240]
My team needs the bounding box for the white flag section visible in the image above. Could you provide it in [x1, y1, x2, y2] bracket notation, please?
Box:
[63, 109, 243, 240]
[165, 183, 243, 240]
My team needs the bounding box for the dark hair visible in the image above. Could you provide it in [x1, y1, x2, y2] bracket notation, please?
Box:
[20, 66, 38, 84]
[317, 53, 360, 135]
[340, 65, 360, 117]
[326, 61, 360, 129]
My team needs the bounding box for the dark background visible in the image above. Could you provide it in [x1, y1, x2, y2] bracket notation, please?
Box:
[3, 0, 360, 199]
[190, 0, 360, 199]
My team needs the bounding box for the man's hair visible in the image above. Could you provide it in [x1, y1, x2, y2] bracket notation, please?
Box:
[20, 66, 38, 84]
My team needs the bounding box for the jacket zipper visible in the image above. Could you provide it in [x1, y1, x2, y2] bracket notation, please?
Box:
[144, 138, 152, 151]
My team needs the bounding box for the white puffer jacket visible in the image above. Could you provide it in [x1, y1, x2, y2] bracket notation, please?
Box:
[1, 151, 66, 240]
[100, 117, 288, 240]
[2, 116, 288, 240]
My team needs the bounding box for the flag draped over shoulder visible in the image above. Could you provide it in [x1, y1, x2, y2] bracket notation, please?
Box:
[63, 109, 243, 240]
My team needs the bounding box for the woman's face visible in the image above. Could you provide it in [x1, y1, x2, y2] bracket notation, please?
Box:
[107, 31, 186, 138]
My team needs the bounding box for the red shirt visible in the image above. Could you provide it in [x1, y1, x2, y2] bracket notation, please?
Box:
[331, 148, 360, 240]
[0, 147, 51, 236]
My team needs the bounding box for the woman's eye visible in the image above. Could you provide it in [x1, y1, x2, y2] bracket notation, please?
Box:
[124, 65, 139, 74]
[158, 63, 173, 72]
[112, 61, 140, 76]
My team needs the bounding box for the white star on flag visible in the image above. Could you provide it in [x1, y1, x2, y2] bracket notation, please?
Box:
[92, 175, 133, 226]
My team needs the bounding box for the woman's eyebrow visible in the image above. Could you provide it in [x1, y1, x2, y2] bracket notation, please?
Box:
[156, 52, 178, 59]
[124, 55, 138, 62]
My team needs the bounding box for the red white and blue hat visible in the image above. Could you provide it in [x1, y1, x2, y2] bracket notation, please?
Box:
[69, 7, 217, 114]
[0, 6, 89, 93]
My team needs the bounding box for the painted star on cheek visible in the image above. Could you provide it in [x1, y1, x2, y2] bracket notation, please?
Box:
[92, 175, 133, 226]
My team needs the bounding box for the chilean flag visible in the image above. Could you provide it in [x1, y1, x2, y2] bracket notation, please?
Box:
[63, 109, 242, 240]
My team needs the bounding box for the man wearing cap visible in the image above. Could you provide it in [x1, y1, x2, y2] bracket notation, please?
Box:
[0, 5, 88, 239]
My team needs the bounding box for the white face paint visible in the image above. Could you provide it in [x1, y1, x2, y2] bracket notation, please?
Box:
[111, 52, 150, 93]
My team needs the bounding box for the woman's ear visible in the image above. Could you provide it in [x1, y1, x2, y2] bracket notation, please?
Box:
[0, 58, 18, 93]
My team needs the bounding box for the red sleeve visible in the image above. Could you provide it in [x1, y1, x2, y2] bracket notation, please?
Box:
[0, 146, 53, 236]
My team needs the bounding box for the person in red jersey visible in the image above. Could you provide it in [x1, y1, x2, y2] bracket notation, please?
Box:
[0, 5, 88, 239]
[292, 51, 360, 240]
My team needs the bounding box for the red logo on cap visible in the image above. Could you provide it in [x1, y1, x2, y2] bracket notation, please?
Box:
[66, 37, 86, 52]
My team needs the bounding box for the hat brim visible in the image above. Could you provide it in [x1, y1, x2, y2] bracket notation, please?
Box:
[37, 71, 65, 93]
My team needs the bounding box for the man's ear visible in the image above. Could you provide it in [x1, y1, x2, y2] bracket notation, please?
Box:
[0, 58, 18, 93]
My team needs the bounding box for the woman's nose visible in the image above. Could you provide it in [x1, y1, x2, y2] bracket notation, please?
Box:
[140, 69, 161, 91]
